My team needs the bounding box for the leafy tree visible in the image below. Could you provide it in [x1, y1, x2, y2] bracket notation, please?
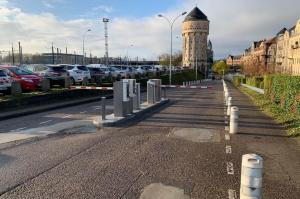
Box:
[158, 52, 182, 67]
[212, 61, 229, 75]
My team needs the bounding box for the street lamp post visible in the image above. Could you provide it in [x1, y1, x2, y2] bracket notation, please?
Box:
[83, 29, 91, 65]
[158, 12, 187, 85]
[126, 44, 134, 67]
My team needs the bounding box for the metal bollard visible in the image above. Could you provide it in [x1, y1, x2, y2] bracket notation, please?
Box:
[240, 154, 263, 199]
[163, 87, 167, 99]
[230, 106, 239, 134]
[227, 97, 232, 116]
[101, 97, 106, 120]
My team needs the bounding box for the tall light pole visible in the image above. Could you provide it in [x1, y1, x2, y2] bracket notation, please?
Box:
[103, 18, 110, 67]
[126, 44, 134, 67]
[83, 29, 91, 65]
[158, 11, 187, 85]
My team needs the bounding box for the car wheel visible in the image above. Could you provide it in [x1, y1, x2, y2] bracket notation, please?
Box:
[71, 78, 75, 85]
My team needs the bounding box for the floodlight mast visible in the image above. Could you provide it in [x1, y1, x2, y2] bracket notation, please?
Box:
[103, 18, 109, 66]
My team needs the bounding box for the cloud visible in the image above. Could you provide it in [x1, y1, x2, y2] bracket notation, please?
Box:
[42, 1, 54, 9]
[92, 5, 113, 13]
[0, 0, 300, 61]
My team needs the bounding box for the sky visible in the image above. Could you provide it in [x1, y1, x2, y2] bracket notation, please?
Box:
[0, 0, 300, 60]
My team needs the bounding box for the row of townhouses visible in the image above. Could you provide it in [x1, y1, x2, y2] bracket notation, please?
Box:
[227, 19, 300, 76]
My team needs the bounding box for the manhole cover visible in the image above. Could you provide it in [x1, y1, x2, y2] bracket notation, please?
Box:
[171, 128, 220, 143]
[140, 183, 190, 199]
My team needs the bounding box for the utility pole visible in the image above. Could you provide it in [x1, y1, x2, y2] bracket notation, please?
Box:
[103, 18, 109, 67]
[18, 42, 22, 65]
[56, 48, 59, 64]
[51, 43, 55, 64]
[12, 44, 15, 65]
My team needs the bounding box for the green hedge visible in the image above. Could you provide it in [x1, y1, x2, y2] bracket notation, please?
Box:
[160, 70, 202, 85]
[233, 76, 243, 87]
[232, 76, 264, 89]
[264, 75, 300, 114]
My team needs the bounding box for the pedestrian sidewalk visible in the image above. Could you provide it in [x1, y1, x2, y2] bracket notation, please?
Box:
[226, 82, 300, 198]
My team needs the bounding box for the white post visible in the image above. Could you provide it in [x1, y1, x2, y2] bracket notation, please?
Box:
[227, 97, 232, 116]
[240, 154, 263, 199]
[230, 106, 239, 134]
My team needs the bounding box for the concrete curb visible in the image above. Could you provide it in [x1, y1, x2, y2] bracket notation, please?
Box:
[0, 94, 113, 121]
[94, 99, 170, 127]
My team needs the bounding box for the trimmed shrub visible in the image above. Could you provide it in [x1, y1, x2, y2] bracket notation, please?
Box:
[264, 74, 300, 114]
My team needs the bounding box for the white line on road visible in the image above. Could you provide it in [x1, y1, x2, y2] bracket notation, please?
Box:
[228, 189, 237, 199]
[80, 111, 87, 114]
[226, 162, 234, 175]
[62, 115, 72, 118]
[225, 134, 230, 140]
[10, 127, 27, 132]
[39, 120, 52, 125]
[226, 146, 232, 154]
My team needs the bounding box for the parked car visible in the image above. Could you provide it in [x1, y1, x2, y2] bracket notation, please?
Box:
[61, 65, 91, 85]
[0, 66, 42, 91]
[86, 64, 112, 79]
[134, 66, 146, 75]
[0, 68, 12, 93]
[86, 66, 105, 84]
[21, 64, 68, 87]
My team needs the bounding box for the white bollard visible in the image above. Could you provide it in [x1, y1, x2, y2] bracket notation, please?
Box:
[227, 96, 232, 106]
[227, 97, 232, 116]
[225, 92, 229, 104]
[240, 154, 263, 199]
[229, 106, 239, 134]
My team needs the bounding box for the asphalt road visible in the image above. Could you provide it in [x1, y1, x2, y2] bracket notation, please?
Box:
[0, 80, 299, 199]
[0, 92, 149, 133]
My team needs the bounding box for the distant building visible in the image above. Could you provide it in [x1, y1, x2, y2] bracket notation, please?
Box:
[276, 19, 300, 75]
[182, 7, 212, 75]
[226, 55, 243, 67]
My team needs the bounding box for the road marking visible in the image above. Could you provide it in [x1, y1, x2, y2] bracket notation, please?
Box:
[80, 111, 87, 114]
[39, 120, 52, 125]
[226, 146, 232, 154]
[225, 126, 229, 131]
[225, 134, 230, 140]
[227, 162, 234, 175]
[63, 115, 72, 118]
[228, 189, 237, 199]
[10, 127, 27, 132]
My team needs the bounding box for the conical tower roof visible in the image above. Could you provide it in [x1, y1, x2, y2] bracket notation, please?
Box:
[184, 7, 208, 22]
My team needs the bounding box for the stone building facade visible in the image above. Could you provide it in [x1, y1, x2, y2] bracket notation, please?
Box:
[182, 7, 210, 74]
[276, 19, 300, 75]
[233, 18, 300, 76]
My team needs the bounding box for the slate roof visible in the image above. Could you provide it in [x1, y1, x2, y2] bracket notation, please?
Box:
[184, 7, 208, 22]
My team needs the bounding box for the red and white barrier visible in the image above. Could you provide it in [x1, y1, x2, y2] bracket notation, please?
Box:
[70, 86, 113, 90]
[161, 85, 212, 89]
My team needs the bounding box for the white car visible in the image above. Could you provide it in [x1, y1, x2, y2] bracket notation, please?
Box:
[134, 66, 146, 75]
[0, 69, 12, 92]
[62, 65, 91, 85]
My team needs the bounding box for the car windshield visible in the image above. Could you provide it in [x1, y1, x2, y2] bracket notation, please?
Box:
[9, 67, 34, 75]
[0, 70, 7, 77]
[49, 66, 66, 72]
[77, 66, 88, 71]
